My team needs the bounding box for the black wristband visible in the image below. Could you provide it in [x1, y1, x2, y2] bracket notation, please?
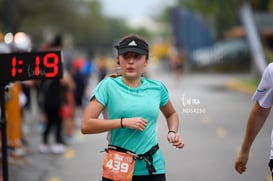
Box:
[121, 117, 125, 129]
[168, 130, 176, 134]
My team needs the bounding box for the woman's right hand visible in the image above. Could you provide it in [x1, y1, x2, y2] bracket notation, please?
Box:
[122, 117, 147, 131]
[234, 151, 249, 174]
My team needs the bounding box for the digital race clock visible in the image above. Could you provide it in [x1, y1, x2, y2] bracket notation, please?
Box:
[0, 51, 63, 81]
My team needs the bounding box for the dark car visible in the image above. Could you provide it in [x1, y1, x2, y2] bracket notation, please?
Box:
[190, 39, 250, 68]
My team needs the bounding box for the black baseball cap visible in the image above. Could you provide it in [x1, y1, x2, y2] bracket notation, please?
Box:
[115, 36, 149, 55]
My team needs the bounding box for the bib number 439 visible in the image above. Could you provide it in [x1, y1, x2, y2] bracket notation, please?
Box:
[102, 149, 136, 181]
[106, 159, 129, 173]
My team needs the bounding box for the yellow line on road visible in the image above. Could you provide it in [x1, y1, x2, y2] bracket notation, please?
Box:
[48, 177, 61, 181]
[216, 127, 226, 137]
[226, 79, 256, 95]
[200, 115, 211, 124]
[63, 148, 75, 160]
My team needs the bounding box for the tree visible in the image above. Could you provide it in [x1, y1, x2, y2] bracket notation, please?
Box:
[0, 0, 154, 51]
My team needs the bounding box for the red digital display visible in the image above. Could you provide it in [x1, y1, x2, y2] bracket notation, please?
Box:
[0, 51, 63, 81]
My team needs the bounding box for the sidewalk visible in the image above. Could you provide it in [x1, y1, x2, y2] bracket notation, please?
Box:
[3, 82, 87, 181]
[6, 102, 86, 181]
[7, 109, 64, 181]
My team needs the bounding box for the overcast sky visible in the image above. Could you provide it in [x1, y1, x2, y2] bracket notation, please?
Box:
[100, 0, 176, 20]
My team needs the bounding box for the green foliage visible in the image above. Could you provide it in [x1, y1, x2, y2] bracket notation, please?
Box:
[0, 0, 153, 51]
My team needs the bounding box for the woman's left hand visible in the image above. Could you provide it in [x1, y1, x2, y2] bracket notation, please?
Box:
[167, 132, 185, 149]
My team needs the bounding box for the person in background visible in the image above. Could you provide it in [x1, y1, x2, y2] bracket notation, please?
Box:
[96, 54, 108, 82]
[168, 45, 184, 79]
[4, 32, 33, 159]
[39, 33, 74, 154]
[60, 70, 76, 141]
[71, 58, 86, 109]
[81, 34, 184, 181]
[5, 83, 24, 153]
[81, 50, 95, 106]
[70, 57, 87, 128]
[235, 62, 273, 179]
[82, 50, 95, 82]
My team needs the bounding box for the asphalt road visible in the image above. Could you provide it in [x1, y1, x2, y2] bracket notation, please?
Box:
[8, 65, 273, 181]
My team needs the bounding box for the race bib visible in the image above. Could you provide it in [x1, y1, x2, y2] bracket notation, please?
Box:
[102, 149, 136, 181]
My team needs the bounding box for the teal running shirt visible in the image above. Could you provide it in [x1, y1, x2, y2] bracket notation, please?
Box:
[91, 76, 169, 176]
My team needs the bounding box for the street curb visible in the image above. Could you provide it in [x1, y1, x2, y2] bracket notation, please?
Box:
[226, 79, 256, 95]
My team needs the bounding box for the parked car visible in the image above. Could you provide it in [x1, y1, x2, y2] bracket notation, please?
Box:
[190, 39, 250, 68]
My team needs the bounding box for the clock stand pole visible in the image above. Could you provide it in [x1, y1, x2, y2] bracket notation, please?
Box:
[0, 82, 9, 181]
